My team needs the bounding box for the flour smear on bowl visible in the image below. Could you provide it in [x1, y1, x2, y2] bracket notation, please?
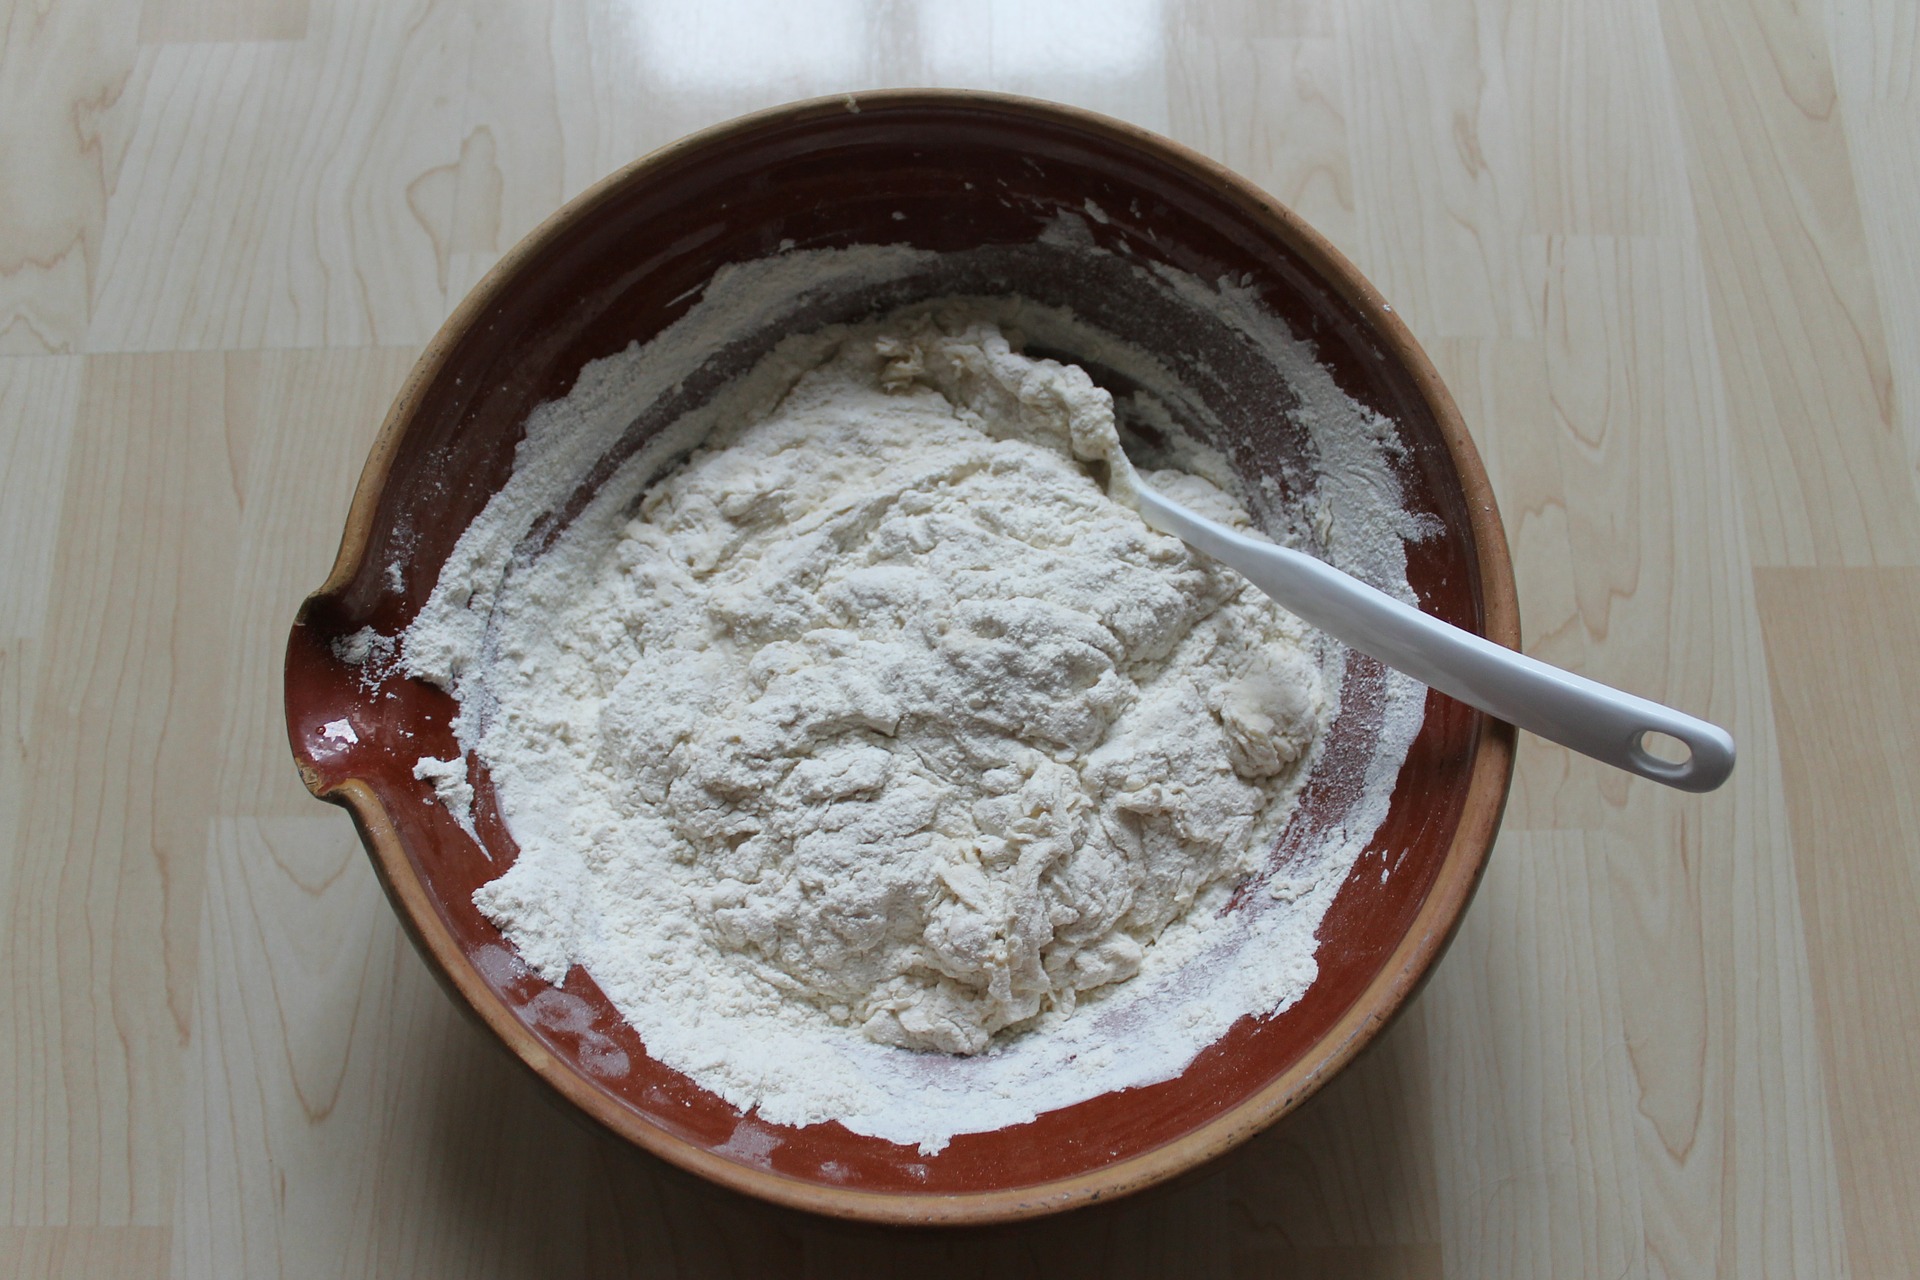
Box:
[398, 230, 1430, 1155]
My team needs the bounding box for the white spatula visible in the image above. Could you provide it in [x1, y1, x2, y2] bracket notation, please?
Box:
[1125, 475, 1735, 792]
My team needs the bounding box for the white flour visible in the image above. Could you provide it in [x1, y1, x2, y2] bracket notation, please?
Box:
[402, 235, 1428, 1155]
[466, 319, 1328, 1058]
[411, 755, 479, 842]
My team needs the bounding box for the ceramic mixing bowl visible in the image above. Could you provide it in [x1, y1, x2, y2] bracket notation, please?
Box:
[285, 90, 1516, 1224]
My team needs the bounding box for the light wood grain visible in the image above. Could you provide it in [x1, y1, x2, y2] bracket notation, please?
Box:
[0, 3, 134, 354]
[0, 1228, 167, 1280]
[1421, 832, 1648, 1278]
[1505, 0, 1693, 237]
[1342, 0, 1539, 339]
[90, 0, 471, 352]
[1755, 568, 1920, 1277]
[1839, 98, 1920, 493]
[1659, 0, 1920, 566]
[3, 353, 252, 1226]
[1165, 24, 1355, 252]
[0, 360, 85, 1208]
[3, 0, 1916, 1273]
[139, 0, 308, 45]
[0, 358, 83, 640]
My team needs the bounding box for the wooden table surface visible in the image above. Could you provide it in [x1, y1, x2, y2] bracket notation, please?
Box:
[4, 0, 1917, 1275]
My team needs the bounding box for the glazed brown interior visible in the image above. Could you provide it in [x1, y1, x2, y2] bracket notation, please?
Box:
[286, 92, 1513, 1222]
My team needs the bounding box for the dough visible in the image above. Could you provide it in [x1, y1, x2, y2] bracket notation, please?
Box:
[462, 319, 1329, 1055]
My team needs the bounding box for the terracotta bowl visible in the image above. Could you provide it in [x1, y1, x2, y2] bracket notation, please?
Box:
[285, 90, 1515, 1225]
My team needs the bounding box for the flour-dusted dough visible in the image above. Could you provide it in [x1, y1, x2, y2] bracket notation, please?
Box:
[444, 319, 1328, 1057]
[396, 245, 1435, 1153]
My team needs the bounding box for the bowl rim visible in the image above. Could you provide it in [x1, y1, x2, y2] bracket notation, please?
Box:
[289, 87, 1517, 1226]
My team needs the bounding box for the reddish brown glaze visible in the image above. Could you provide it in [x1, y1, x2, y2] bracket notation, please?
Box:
[285, 91, 1516, 1224]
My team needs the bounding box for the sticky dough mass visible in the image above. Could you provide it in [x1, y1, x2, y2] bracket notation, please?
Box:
[472, 320, 1329, 1055]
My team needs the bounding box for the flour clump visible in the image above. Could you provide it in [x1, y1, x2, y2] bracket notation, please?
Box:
[439, 318, 1329, 1061]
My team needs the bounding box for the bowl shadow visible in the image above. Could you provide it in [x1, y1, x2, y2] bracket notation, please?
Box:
[419, 974, 1445, 1278]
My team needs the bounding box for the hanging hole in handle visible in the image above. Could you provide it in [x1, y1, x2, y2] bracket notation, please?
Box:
[1637, 730, 1692, 766]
